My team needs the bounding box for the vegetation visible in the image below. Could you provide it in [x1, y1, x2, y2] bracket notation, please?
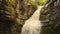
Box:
[0, 0, 60, 34]
[28, 0, 48, 7]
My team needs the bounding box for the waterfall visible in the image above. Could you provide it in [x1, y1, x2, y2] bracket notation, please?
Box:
[28, 6, 45, 20]
[21, 5, 44, 34]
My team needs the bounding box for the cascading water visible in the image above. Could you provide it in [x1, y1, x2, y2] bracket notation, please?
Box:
[21, 5, 44, 34]
[21, 3, 49, 34]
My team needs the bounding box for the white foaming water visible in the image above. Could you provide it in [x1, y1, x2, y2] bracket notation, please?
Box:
[21, 5, 45, 34]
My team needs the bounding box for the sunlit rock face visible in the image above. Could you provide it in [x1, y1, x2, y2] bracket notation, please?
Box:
[21, 5, 45, 34]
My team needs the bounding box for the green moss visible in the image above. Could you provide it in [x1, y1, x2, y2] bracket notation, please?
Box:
[6, 0, 15, 5]
[5, 0, 16, 16]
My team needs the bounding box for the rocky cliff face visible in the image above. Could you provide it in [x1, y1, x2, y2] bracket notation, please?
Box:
[0, 0, 60, 34]
[0, 0, 37, 34]
[40, 0, 60, 34]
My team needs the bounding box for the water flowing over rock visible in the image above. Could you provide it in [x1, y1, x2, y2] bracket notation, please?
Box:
[21, 5, 45, 34]
[0, 0, 60, 34]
